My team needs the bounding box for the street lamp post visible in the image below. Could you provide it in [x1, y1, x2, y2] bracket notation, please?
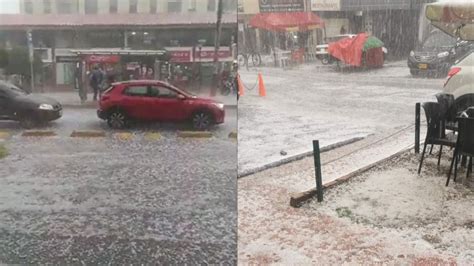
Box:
[197, 39, 206, 93]
[27, 29, 35, 92]
[198, 44, 202, 92]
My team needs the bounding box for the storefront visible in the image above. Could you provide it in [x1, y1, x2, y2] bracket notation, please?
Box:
[165, 46, 234, 91]
[69, 49, 169, 91]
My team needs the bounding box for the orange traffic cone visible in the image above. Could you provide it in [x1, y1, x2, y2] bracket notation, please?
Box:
[237, 74, 245, 96]
[258, 73, 266, 97]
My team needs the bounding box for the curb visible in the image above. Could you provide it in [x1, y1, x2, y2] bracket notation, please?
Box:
[21, 130, 56, 137]
[238, 137, 365, 179]
[0, 131, 11, 140]
[177, 131, 213, 138]
[61, 103, 98, 109]
[71, 130, 106, 138]
[144, 132, 162, 141]
[228, 131, 237, 139]
[289, 146, 413, 208]
[114, 132, 134, 141]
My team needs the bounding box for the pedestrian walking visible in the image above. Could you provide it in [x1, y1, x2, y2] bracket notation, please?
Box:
[340, 25, 347, 35]
[89, 65, 104, 101]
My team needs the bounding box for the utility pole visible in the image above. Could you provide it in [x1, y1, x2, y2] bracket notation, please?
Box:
[212, 0, 223, 96]
[27, 29, 35, 93]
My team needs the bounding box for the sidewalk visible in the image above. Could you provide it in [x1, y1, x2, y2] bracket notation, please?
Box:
[39, 91, 237, 108]
[237, 126, 473, 265]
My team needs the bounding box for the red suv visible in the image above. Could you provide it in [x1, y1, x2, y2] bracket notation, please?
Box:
[97, 80, 225, 130]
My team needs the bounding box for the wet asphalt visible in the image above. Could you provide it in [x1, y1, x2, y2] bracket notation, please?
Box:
[0, 108, 237, 264]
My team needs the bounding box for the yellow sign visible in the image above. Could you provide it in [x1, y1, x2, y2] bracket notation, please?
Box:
[286, 27, 300, 32]
[418, 64, 428, 69]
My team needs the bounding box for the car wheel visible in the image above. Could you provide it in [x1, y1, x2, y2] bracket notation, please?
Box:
[321, 57, 330, 65]
[19, 115, 37, 129]
[107, 110, 128, 129]
[410, 69, 418, 76]
[192, 111, 213, 130]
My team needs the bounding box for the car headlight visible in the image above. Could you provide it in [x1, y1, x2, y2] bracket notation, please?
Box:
[38, 104, 54, 110]
[213, 103, 224, 109]
[437, 51, 449, 58]
[409, 51, 415, 57]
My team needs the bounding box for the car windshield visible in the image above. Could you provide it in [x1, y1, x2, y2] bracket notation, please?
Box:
[0, 83, 27, 97]
[422, 32, 456, 48]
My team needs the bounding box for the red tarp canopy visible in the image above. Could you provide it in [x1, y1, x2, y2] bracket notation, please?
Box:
[328, 33, 384, 67]
[249, 12, 324, 32]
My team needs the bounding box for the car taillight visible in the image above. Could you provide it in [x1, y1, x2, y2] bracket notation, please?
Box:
[444, 67, 461, 87]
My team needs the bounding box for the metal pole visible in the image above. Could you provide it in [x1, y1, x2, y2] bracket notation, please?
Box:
[199, 46, 202, 92]
[415, 102, 420, 154]
[313, 140, 323, 202]
[29, 57, 35, 93]
[212, 0, 223, 96]
[27, 29, 35, 92]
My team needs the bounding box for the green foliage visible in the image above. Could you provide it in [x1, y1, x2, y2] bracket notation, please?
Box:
[0, 48, 8, 69]
[0, 145, 8, 159]
[5, 47, 42, 77]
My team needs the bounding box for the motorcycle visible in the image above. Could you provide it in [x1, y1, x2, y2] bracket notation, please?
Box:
[220, 77, 237, 96]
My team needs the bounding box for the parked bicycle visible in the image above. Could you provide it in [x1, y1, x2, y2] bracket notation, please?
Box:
[237, 52, 262, 69]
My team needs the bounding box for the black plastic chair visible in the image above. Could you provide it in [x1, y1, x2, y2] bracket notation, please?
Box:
[447, 117, 474, 186]
[435, 93, 457, 132]
[418, 102, 457, 174]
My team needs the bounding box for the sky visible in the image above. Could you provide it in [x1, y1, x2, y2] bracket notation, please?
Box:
[0, 0, 19, 14]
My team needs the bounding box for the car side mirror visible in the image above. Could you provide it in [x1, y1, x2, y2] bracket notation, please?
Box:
[177, 94, 186, 100]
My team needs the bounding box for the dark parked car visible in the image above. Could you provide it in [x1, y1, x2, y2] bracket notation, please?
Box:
[408, 30, 473, 77]
[0, 81, 62, 128]
[97, 80, 225, 130]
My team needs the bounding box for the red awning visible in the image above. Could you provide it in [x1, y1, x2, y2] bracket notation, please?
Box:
[249, 12, 324, 32]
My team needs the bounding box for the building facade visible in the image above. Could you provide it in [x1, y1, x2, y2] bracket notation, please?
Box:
[238, 0, 435, 59]
[0, 0, 237, 91]
[310, 0, 437, 58]
[20, 0, 237, 15]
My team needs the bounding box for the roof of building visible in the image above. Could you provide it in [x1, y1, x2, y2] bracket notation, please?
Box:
[0, 13, 237, 29]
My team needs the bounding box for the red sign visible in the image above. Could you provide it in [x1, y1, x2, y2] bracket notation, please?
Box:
[196, 50, 232, 59]
[170, 51, 192, 62]
[85, 55, 120, 63]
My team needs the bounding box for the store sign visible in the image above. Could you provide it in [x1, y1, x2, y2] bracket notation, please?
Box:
[196, 50, 232, 60]
[259, 0, 304, 13]
[85, 55, 120, 63]
[311, 0, 340, 11]
[170, 51, 192, 62]
[56, 56, 80, 63]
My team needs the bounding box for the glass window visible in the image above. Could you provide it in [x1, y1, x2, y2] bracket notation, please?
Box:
[207, 0, 216, 11]
[57, 0, 73, 14]
[43, 0, 52, 14]
[24, 0, 33, 14]
[189, 0, 197, 11]
[168, 0, 182, 13]
[223, 0, 236, 12]
[85, 0, 98, 14]
[150, 0, 157, 13]
[109, 0, 118, 13]
[129, 0, 138, 13]
[124, 85, 148, 96]
[422, 32, 456, 49]
[149, 86, 178, 98]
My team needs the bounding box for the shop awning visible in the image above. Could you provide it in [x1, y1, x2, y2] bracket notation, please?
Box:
[249, 12, 324, 32]
[426, 0, 474, 40]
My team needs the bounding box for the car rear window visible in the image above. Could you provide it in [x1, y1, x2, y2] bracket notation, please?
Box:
[103, 86, 115, 94]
